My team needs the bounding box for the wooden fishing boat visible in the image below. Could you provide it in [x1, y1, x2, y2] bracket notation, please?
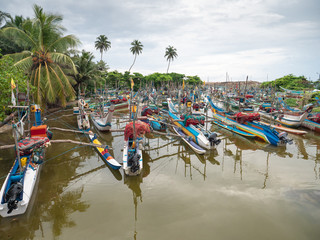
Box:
[88, 131, 121, 170]
[172, 126, 206, 154]
[168, 98, 220, 150]
[75, 99, 90, 130]
[258, 121, 307, 135]
[302, 119, 320, 133]
[122, 121, 150, 176]
[258, 110, 309, 128]
[0, 105, 51, 217]
[91, 104, 115, 131]
[212, 120, 256, 138]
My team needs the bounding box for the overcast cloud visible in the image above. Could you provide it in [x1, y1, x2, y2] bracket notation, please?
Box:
[1, 0, 320, 82]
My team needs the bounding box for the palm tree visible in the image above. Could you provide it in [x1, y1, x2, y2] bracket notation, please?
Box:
[0, 11, 12, 28]
[164, 45, 178, 73]
[128, 40, 143, 72]
[72, 50, 99, 93]
[95, 35, 111, 61]
[1, 4, 80, 106]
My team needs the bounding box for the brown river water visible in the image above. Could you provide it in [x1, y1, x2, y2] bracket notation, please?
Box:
[0, 108, 319, 240]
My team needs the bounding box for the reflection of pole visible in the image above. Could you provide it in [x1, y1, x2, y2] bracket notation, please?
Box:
[263, 153, 270, 189]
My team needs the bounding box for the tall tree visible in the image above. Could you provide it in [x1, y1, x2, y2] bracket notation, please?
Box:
[0, 11, 12, 28]
[128, 40, 143, 72]
[95, 35, 111, 61]
[72, 50, 98, 93]
[164, 45, 178, 73]
[1, 4, 80, 106]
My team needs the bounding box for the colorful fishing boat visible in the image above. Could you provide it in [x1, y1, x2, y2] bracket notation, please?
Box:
[168, 98, 220, 150]
[88, 131, 121, 170]
[207, 96, 292, 146]
[258, 121, 307, 135]
[91, 104, 115, 131]
[75, 99, 90, 130]
[172, 126, 206, 154]
[123, 121, 150, 176]
[0, 105, 51, 217]
[212, 119, 256, 138]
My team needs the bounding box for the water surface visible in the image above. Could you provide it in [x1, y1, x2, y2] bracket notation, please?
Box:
[0, 109, 319, 240]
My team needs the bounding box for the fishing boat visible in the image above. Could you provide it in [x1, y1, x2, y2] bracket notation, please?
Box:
[302, 113, 320, 133]
[0, 105, 51, 217]
[88, 131, 121, 170]
[212, 119, 256, 138]
[207, 96, 292, 146]
[123, 121, 150, 176]
[141, 105, 167, 131]
[168, 98, 220, 150]
[75, 99, 90, 130]
[258, 98, 311, 128]
[258, 121, 307, 135]
[172, 126, 206, 154]
[91, 104, 115, 131]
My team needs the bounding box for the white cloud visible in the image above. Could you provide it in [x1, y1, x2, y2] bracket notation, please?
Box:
[1, 0, 320, 81]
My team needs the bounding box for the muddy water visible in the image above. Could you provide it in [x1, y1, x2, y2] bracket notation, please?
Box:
[0, 109, 319, 240]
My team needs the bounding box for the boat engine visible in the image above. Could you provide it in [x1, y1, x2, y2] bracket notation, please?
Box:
[278, 132, 293, 145]
[208, 133, 221, 147]
[128, 152, 141, 173]
[5, 181, 23, 214]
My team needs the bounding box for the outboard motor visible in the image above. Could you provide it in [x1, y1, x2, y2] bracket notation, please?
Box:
[278, 132, 293, 145]
[5, 181, 23, 214]
[128, 152, 141, 173]
[208, 132, 221, 147]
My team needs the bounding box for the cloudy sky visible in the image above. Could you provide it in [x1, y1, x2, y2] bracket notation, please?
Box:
[1, 0, 320, 82]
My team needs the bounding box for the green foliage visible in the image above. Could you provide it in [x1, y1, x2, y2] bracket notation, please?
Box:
[284, 98, 298, 108]
[261, 74, 313, 90]
[0, 54, 30, 121]
[1, 4, 80, 107]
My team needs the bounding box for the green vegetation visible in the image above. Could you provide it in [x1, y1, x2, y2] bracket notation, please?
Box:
[1, 4, 80, 106]
[0, 52, 32, 121]
[261, 74, 313, 90]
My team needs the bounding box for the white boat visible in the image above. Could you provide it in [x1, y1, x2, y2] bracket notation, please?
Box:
[91, 104, 115, 131]
[259, 110, 309, 128]
[123, 139, 143, 176]
[75, 99, 90, 130]
[167, 98, 218, 150]
[0, 108, 50, 217]
[122, 121, 150, 176]
[172, 126, 206, 154]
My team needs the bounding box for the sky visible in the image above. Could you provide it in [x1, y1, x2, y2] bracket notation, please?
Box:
[1, 0, 320, 82]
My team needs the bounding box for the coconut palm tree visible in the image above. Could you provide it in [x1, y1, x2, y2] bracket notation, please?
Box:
[1, 4, 80, 106]
[95, 35, 111, 61]
[164, 45, 178, 73]
[128, 40, 143, 72]
[0, 11, 12, 28]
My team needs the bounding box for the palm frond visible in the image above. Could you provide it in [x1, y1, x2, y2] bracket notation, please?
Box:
[51, 52, 77, 73]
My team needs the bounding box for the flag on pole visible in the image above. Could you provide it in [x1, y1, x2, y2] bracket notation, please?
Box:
[182, 79, 185, 90]
[130, 78, 134, 90]
[11, 78, 16, 106]
[11, 78, 16, 89]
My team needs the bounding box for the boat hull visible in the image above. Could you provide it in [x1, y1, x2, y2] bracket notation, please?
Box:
[123, 140, 143, 176]
[172, 127, 206, 154]
[0, 157, 42, 218]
